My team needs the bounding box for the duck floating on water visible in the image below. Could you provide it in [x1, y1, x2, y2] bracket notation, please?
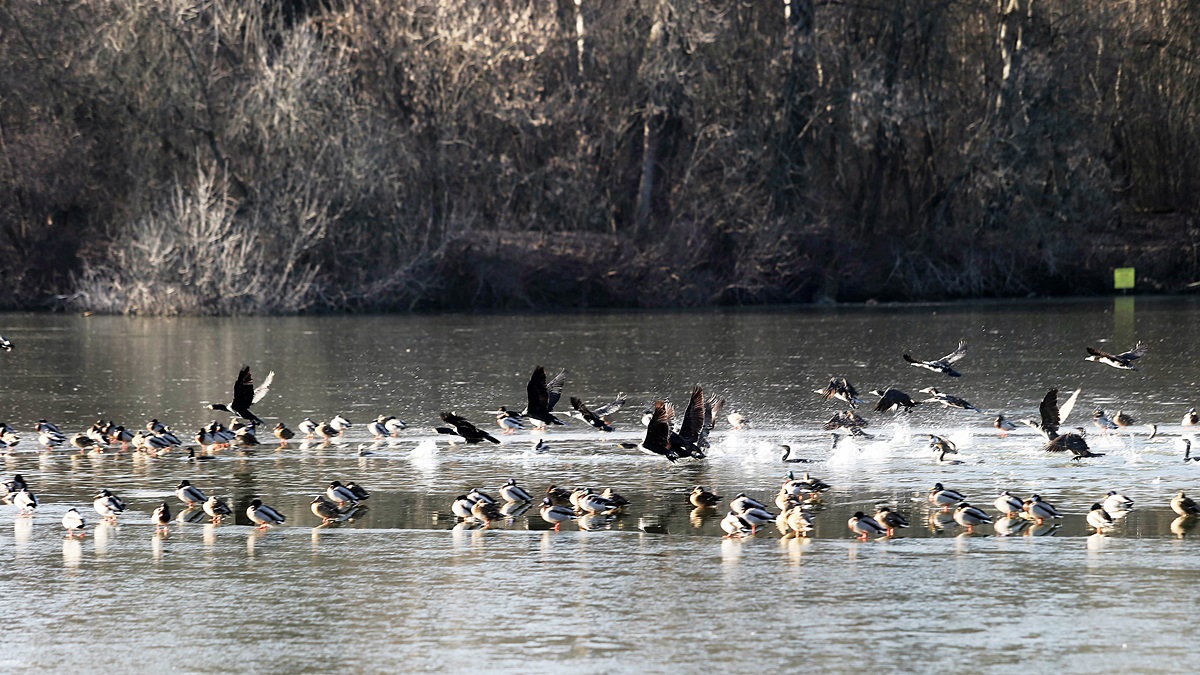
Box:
[1085, 341, 1147, 370]
[206, 365, 274, 425]
[903, 340, 967, 377]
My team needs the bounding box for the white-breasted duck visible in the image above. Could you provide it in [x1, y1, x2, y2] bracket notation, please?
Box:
[247, 499, 286, 528]
[1102, 491, 1134, 514]
[729, 492, 770, 514]
[435, 411, 501, 444]
[451, 495, 474, 519]
[176, 480, 207, 507]
[1023, 494, 1062, 524]
[727, 410, 749, 430]
[13, 488, 37, 514]
[1084, 341, 1147, 370]
[1184, 408, 1199, 427]
[720, 511, 755, 537]
[298, 418, 318, 438]
[62, 508, 87, 537]
[206, 365, 274, 425]
[385, 417, 408, 436]
[993, 415, 1018, 436]
[499, 478, 533, 503]
[848, 511, 886, 540]
[539, 497, 578, 530]
[0, 336, 11, 351]
[815, 376, 864, 408]
[873, 506, 909, 536]
[928, 483, 965, 510]
[367, 416, 392, 439]
[919, 388, 982, 413]
[994, 491, 1024, 518]
[328, 415, 352, 433]
[569, 396, 614, 432]
[953, 503, 992, 532]
[2, 474, 28, 502]
[93, 489, 126, 522]
[326, 481, 358, 506]
[487, 407, 526, 434]
[524, 365, 567, 428]
[869, 387, 920, 414]
[903, 340, 967, 377]
[152, 502, 172, 533]
[1087, 503, 1114, 533]
[785, 506, 815, 536]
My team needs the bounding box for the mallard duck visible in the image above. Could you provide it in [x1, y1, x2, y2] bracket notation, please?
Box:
[92, 489, 126, 522]
[206, 365, 274, 425]
[329, 415, 352, 433]
[236, 427, 260, 447]
[689, 486, 722, 508]
[298, 418, 318, 438]
[203, 495, 233, 523]
[385, 417, 407, 436]
[569, 397, 613, 432]
[848, 511, 886, 540]
[993, 415, 1018, 436]
[873, 506, 909, 536]
[1184, 408, 1199, 427]
[994, 491, 1023, 518]
[497, 479, 532, 503]
[471, 499, 504, 524]
[435, 412, 500, 444]
[176, 480, 208, 507]
[735, 505, 775, 533]
[545, 485, 573, 507]
[1102, 490, 1134, 514]
[720, 511, 756, 537]
[928, 483, 965, 510]
[2, 474, 28, 502]
[273, 423, 295, 444]
[539, 497, 578, 530]
[326, 481, 358, 506]
[38, 430, 65, 449]
[1084, 341, 1147, 370]
[869, 388, 920, 414]
[152, 502, 172, 533]
[62, 508, 87, 537]
[524, 365, 568, 428]
[993, 515, 1030, 537]
[1023, 494, 1062, 524]
[775, 489, 801, 512]
[485, 407, 526, 434]
[1112, 410, 1136, 428]
[1086, 503, 1114, 533]
[785, 506, 815, 536]
[345, 482, 370, 502]
[815, 376, 864, 408]
[904, 340, 967, 377]
[366, 415, 392, 439]
[953, 503, 992, 532]
[1171, 490, 1200, 517]
[13, 488, 37, 514]
[451, 495, 474, 519]
[0, 336, 11, 351]
[70, 433, 96, 452]
[600, 487, 630, 507]
[310, 496, 342, 524]
[729, 493, 769, 514]
[247, 499, 286, 528]
[466, 487, 496, 506]
[577, 490, 620, 515]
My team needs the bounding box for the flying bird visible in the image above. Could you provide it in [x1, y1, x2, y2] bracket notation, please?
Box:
[435, 412, 500, 444]
[524, 365, 567, 428]
[1084, 341, 1147, 370]
[815, 377, 864, 408]
[206, 366, 274, 425]
[903, 340, 967, 377]
[869, 388, 920, 414]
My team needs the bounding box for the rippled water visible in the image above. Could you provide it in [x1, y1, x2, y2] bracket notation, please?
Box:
[3, 298, 1200, 672]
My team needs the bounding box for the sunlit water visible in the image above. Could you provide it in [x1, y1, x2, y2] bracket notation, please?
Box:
[2, 298, 1200, 672]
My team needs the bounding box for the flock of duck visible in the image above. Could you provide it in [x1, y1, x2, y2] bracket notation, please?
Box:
[2, 336, 1200, 541]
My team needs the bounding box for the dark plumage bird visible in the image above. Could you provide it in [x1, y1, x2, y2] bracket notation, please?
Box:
[669, 385, 708, 459]
[779, 445, 815, 463]
[823, 410, 871, 437]
[619, 399, 682, 461]
[1045, 428, 1105, 460]
[689, 486, 722, 508]
[904, 340, 967, 377]
[815, 377, 864, 408]
[206, 365, 274, 425]
[1021, 388, 1079, 440]
[525, 365, 567, 428]
[0, 336, 11, 351]
[435, 412, 500, 444]
[1085, 341, 1147, 370]
[919, 387, 982, 413]
[869, 388, 920, 414]
[570, 397, 613, 432]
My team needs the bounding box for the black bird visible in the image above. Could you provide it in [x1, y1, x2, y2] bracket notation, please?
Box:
[525, 365, 567, 428]
[570, 397, 613, 432]
[815, 377, 864, 408]
[207, 365, 274, 425]
[670, 385, 708, 459]
[619, 399, 681, 461]
[1085, 341, 1147, 370]
[435, 412, 501, 444]
[869, 388, 920, 414]
[1046, 427, 1105, 460]
[904, 340, 967, 377]
[0, 336, 11, 351]
[1020, 388, 1080, 441]
[919, 387, 982, 413]
[569, 392, 626, 425]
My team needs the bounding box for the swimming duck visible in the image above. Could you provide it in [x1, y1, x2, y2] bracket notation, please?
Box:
[1171, 490, 1200, 517]
[203, 495, 233, 523]
[993, 415, 1018, 436]
[919, 388, 982, 413]
[310, 496, 343, 524]
[1184, 408, 1199, 426]
[873, 506, 910, 537]
[868, 387, 920, 414]
[779, 445, 815, 463]
[62, 508, 87, 537]
[13, 488, 38, 514]
[152, 502, 172, 533]
[451, 495, 475, 519]
[187, 448, 216, 463]
[1102, 491, 1134, 514]
[298, 418, 318, 438]
[92, 489, 126, 522]
[1023, 494, 1062, 524]
[531, 438, 550, 453]
[1084, 341, 1147, 370]
[499, 478, 533, 503]
[727, 410, 749, 430]
[994, 491, 1024, 518]
[435, 412, 501, 444]
[246, 499, 286, 529]
[539, 497, 579, 530]
[903, 340, 967, 377]
[689, 486, 722, 508]
[848, 511, 886, 540]
[928, 483, 965, 510]
[569, 397, 613, 432]
[815, 376, 864, 408]
[1086, 503, 1114, 533]
[326, 481, 359, 506]
[524, 365, 568, 428]
[618, 399, 683, 461]
[176, 480, 207, 507]
[273, 423, 295, 444]
[206, 365, 274, 425]
[487, 407, 526, 434]
[953, 503, 992, 532]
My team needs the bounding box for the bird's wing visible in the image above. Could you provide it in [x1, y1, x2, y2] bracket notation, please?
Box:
[902, 354, 922, 365]
[526, 366, 550, 416]
[1058, 388, 1081, 426]
[1039, 388, 1060, 436]
[1120, 341, 1148, 361]
[570, 397, 597, 423]
[252, 371, 275, 404]
[1086, 346, 1116, 360]
[678, 385, 705, 441]
[703, 395, 725, 432]
[231, 366, 255, 409]
[644, 400, 673, 448]
[545, 368, 567, 411]
[941, 340, 968, 364]
[590, 393, 627, 418]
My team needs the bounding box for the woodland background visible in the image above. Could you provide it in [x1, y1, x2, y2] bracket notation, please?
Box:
[1, 0, 1198, 314]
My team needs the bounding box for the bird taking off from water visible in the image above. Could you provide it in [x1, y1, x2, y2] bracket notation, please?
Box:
[904, 340, 967, 377]
[206, 366, 274, 425]
[1084, 342, 1147, 370]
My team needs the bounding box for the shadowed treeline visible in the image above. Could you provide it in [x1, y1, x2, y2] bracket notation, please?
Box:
[1, 0, 1198, 314]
